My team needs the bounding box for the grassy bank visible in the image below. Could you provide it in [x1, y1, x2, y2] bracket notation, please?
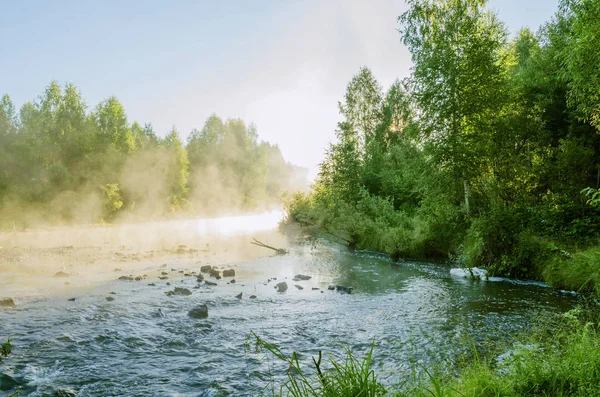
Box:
[284, 192, 600, 299]
[251, 306, 600, 396]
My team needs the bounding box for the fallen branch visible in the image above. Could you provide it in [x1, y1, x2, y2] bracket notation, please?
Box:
[250, 238, 289, 255]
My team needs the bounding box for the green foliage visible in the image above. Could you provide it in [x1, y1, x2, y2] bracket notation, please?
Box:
[0, 83, 305, 225]
[544, 246, 600, 297]
[0, 338, 11, 364]
[393, 308, 600, 397]
[558, 0, 600, 130]
[286, 0, 600, 283]
[247, 332, 385, 397]
[100, 183, 123, 221]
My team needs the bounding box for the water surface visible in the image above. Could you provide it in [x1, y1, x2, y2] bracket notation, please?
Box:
[0, 220, 578, 396]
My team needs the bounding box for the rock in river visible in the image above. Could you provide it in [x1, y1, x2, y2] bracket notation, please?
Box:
[188, 304, 209, 319]
[335, 285, 353, 294]
[223, 269, 235, 277]
[293, 274, 311, 281]
[200, 265, 212, 273]
[235, 292, 243, 299]
[205, 280, 217, 286]
[450, 267, 488, 280]
[0, 297, 15, 307]
[119, 275, 134, 281]
[294, 285, 304, 290]
[166, 287, 192, 297]
[275, 282, 288, 292]
[209, 268, 221, 278]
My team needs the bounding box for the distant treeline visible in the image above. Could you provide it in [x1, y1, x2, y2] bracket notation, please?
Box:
[286, 0, 600, 287]
[0, 82, 307, 228]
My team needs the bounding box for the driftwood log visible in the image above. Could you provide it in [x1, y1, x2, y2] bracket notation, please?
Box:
[250, 238, 289, 255]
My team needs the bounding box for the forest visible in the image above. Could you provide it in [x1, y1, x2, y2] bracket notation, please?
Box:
[285, 0, 600, 296]
[0, 82, 307, 228]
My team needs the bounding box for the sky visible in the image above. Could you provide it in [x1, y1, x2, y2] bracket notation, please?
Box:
[0, 0, 559, 179]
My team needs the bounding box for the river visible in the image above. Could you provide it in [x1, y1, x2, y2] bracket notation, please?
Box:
[0, 212, 578, 396]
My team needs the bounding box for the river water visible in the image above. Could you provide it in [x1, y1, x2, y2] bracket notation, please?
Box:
[0, 212, 578, 396]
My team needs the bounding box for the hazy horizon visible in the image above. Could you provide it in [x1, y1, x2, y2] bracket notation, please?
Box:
[1, 0, 558, 179]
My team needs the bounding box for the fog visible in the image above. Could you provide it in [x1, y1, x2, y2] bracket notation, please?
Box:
[0, 211, 292, 299]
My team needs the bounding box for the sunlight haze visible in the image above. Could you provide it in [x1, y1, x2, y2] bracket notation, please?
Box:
[1, 0, 559, 179]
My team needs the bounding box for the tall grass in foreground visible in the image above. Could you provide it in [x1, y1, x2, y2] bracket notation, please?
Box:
[249, 306, 600, 397]
[246, 332, 385, 397]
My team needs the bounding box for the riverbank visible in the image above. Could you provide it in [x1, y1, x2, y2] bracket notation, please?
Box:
[283, 195, 600, 300]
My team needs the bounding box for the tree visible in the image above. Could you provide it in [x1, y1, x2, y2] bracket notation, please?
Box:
[558, 0, 600, 130]
[162, 127, 189, 211]
[399, 0, 508, 216]
[93, 96, 134, 152]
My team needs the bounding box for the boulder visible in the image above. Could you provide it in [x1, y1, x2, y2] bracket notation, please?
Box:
[188, 304, 209, 319]
[205, 280, 217, 286]
[119, 276, 134, 281]
[235, 292, 243, 299]
[0, 297, 16, 307]
[294, 285, 304, 290]
[335, 285, 353, 293]
[200, 265, 212, 273]
[209, 269, 221, 278]
[165, 287, 192, 297]
[196, 274, 204, 282]
[223, 269, 235, 277]
[68, 298, 76, 302]
[105, 297, 114, 302]
[312, 287, 320, 291]
[327, 285, 335, 290]
[293, 274, 311, 281]
[275, 282, 288, 292]
[249, 295, 257, 299]
[158, 276, 168, 280]
[230, 279, 236, 284]
[450, 267, 488, 280]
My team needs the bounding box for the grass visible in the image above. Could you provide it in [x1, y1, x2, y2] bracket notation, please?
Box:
[246, 332, 385, 397]
[543, 246, 600, 298]
[0, 338, 11, 364]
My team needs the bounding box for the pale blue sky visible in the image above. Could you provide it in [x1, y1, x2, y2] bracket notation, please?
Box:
[0, 0, 559, 178]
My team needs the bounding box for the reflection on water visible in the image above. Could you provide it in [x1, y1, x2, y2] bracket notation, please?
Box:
[0, 223, 578, 396]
